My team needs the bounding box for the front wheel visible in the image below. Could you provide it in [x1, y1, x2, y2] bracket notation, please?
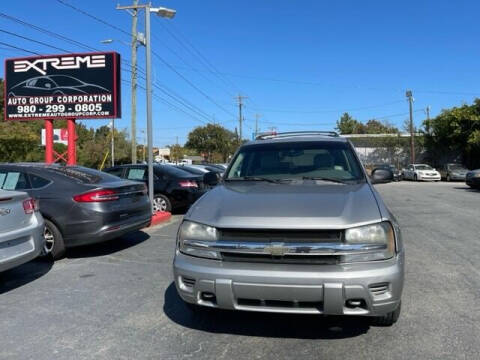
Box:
[371, 302, 401, 326]
[414, 174, 418, 181]
[152, 194, 172, 213]
[42, 219, 66, 260]
[446, 174, 451, 182]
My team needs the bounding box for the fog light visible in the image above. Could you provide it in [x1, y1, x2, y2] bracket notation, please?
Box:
[346, 299, 365, 308]
[200, 292, 216, 304]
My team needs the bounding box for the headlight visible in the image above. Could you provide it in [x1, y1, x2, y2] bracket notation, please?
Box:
[177, 220, 221, 259]
[342, 222, 395, 262]
[475, 173, 480, 178]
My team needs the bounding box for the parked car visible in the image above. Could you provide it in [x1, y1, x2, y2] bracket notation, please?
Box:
[372, 164, 402, 181]
[466, 169, 480, 189]
[191, 164, 225, 175]
[439, 163, 469, 182]
[173, 131, 404, 326]
[174, 165, 220, 189]
[402, 164, 440, 181]
[0, 163, 151, 260]
[0, 189, 44, 272]
[104, 164, 217, 213]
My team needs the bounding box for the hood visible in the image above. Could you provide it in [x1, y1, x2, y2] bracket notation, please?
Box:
[186, 181, 382, 229]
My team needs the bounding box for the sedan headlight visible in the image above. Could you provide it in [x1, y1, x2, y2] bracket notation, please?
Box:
[177, 220, 221, 259]
[474, 173, 480, 178]
[342, 222, 396, 262]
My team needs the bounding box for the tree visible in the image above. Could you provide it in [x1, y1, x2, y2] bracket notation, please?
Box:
[185, 124, 238, 162]
[167, 144, 185, 163]
[423, 99, 480, 168]
[336, 113, 364, 134]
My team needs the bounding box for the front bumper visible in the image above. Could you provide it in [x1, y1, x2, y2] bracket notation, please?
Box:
[418, 174, 441, 181]
[466, 176, 480, 187]
[0, 213, 44, 272]
[173, 251, 404, 316]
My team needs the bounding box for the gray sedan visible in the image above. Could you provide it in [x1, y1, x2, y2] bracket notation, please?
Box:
[0, 189, 44, 272]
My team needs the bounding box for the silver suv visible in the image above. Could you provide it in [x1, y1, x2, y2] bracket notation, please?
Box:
[173, 132, 404, 326]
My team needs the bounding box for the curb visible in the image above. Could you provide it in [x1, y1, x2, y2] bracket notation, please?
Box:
[149, 211, 172, 227]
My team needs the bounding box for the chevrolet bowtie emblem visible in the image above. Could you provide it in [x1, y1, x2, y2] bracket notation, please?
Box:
[265, 242, 288, 256]
[0, 208, 11, 216]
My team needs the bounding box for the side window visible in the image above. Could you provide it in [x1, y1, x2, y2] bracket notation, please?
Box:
[106, 168, 125, 178]
[126, 168, 147, 180]
[29, 174, 51, 189]
[0, 171, 30, 190]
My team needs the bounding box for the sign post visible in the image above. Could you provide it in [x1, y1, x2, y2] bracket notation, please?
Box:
[4, 52, 121, 165]
[45, 119, 54, 164]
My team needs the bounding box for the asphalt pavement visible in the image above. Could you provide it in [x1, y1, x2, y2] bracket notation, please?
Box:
[0, 182, 479, 360]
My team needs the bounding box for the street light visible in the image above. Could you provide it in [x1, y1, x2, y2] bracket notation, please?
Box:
[117, 2, 176, 214]
[152, 7, 176, 19]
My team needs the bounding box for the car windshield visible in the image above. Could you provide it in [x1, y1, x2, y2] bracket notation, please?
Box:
[226, 141, 364, 182]
[449, 164, 466, 170]
[415, 165, 433, 170]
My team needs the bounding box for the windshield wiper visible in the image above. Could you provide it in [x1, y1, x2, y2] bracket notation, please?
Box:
[225, 176, 286, 183]
[301, 176, 349, 184]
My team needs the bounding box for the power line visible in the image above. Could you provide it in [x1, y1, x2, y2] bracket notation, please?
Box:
[48, 3, 236, 121]
[0, 29, 70, 53]
[151, 49, 236, 118]
[55, 0, 131, 37]
[247, 100, 406, 114]
[0, 41, 39, 55]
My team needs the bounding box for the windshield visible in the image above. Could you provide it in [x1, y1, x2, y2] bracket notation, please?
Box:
[449, 164, 466, 170]
[226, 141, 364, 182]
[415, 165, 433, 170]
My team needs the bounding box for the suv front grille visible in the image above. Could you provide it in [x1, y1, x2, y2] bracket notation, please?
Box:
[218, 229, 342, 264]
[221, 253, 340, 265]
[219, 229, 342, 243]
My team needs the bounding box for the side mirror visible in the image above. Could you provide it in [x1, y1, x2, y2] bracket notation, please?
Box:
[370, 168, 394, 184]
[203, 171, 219, 186]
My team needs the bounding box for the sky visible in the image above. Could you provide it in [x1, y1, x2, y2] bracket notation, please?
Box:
[1, 0, 480, 147]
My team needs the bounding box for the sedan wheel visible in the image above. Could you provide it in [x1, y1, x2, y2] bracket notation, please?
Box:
[42, 219, 66, 260]
[43, 226, 55, 255]
[446, 174, 450, 182]
[152, 195, 172, 213]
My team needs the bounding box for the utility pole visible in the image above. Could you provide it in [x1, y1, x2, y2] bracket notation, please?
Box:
[130, 0, 139, 164]
[110, 120, 115, 167]
[116, 2, 176, 214]
[235, 94, 247, 141]
[255, 113, 261, 138]
[425, 105, 431, 134]
[406, 90, 415, 164]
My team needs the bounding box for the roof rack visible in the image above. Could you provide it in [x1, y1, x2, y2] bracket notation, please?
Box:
[255, 131, 339, 140]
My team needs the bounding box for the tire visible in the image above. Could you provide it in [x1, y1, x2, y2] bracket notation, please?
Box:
[152, 194, 172, 213]
[42, 219, 66, 260]
[371, 301, 401, 326]
[414, 174, 418, 181]
[446, 174, 450, 182]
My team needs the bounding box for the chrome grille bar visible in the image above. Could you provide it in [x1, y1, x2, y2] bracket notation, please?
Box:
[182, 239, 386, 256]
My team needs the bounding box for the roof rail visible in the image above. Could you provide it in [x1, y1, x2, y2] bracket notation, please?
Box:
[255, 131, 339, 140]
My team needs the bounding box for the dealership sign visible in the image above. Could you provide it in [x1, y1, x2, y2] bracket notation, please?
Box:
[4, 52, 121, 121]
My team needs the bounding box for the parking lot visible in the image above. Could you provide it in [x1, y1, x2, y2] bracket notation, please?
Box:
[0, 181, 479, 360]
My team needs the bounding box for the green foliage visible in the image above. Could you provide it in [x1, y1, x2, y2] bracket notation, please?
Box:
[185, 124, 239, 162]
[336, 112, 398, 134]
[167, 144, 185, 163]
[424, 99, 480, 168]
